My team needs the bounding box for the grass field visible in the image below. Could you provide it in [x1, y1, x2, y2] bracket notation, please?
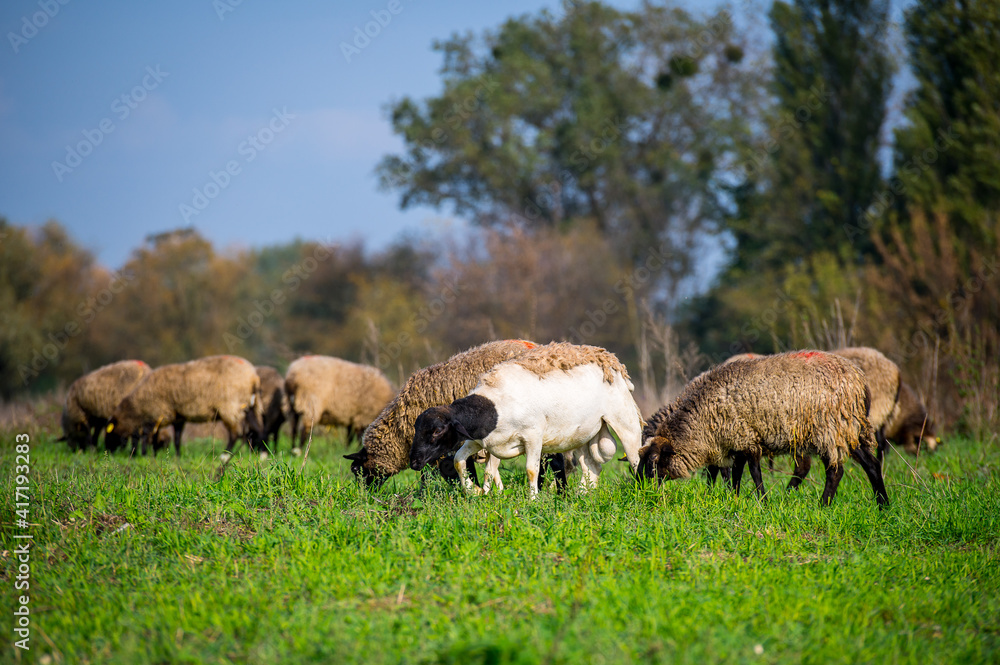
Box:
[1, 432, 998, 664]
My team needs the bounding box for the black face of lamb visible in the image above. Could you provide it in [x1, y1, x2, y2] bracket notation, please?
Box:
[410, 407, 459, 471]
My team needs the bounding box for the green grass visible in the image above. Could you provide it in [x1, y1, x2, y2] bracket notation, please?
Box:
[1, 432, 998, 664]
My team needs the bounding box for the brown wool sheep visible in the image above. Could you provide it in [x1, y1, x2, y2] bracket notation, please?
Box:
[60, 360, 151, 452]
[788, 346, 902, 487]
[638, 350, 889, 507]
[284, 355, 395, 450]
[255, 365, 288, 450]
[884, 382, 939, 455]
[107, 355, 264, 457]
[345, 340, 539, 487]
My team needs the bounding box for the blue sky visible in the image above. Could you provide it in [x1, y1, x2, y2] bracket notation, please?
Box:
[1, 0, 678, 269]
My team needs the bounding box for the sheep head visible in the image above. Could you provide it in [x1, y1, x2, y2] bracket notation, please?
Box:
[637, 436, 690, 482]
[344, 448, 388, 489]
[409, 406, 466, 471]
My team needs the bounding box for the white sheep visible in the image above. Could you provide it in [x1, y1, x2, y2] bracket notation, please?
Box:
[408, 342, 643, 498]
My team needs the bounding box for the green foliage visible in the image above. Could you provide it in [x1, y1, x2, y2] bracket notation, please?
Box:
[376, 1, 765, 262]
[2, 433, 998, 663]
[0, 218, 102, 397]
[892, 0, 1000, 248]
[724, 0, 894, 277]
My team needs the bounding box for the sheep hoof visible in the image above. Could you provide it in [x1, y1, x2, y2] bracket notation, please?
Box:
[220, 451, 232, 463]
[291, 447, 302, 457]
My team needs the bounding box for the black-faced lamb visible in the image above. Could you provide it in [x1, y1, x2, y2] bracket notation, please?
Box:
[106, 355, 264, 457]
[284, 355, 395, 451]
[344, 340, 539, 487]
[408, 342, 643, 499]
[637, 350, 889, 507]
[60, 360, 151, 452]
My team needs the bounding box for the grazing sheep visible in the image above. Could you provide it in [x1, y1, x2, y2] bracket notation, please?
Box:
[60, 360, 151, 452]
[106, 355, 264, 457]
[285, 355, 394, 450]
[255, 365, 288, 450]
[884, 381, 939, 456]
[788, 346, 901, 487]
[637, 350, 889, 507]
[344, 340, 539, 487]
[409, 342, 643, 499]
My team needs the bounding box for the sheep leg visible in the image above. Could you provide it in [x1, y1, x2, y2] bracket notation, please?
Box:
[787, 453, 812, 491]
[578, 449, 602, 494]
[290, 410, 301, 452]
[706, 466, 721, 486]
[523, 436, 544, 500]
[850, 444, 890, 508]
[481, 454, 504, 494]
[819, 460, 845, 506]
[172, 421, 185, 458]
[551, 454, 568, 492]
[731, 456, 746, 496]
[454, 441, 485, 496]
[875, 428, 888, 467]
[746, 455, 766, 499]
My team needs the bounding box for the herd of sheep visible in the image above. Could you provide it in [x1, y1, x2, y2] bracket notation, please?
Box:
[59, 339, 939, 507]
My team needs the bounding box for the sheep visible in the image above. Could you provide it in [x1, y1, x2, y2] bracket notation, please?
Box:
[788, 346, 901, 488]
[284, 355, 395, 451]
[637, 350, 889, 507]
[344, 340, 540, 487]
[106, 355, 264, 457]
[408, 342, 644, 499]
[255, 365, 288, 451]
[883, 381, 939, 456]
[60, 360, 151, 452]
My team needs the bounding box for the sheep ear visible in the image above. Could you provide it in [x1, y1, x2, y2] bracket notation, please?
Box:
[649, 436, 672, 455]
[451, 420, 474, 441]
[343, 450, 366, 462]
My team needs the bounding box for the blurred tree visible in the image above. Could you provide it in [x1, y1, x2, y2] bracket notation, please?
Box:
[729, 0, 895, 270]
[0, 219, 102, 397]
[891, 0, 1000, 249]
[376, 1, 765, 268]
[684, 0, 895, 357]
[96, 229, 258, 366]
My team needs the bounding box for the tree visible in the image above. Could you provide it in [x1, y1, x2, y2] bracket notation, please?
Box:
[377, 1, 764, 266]
[0, 219, 102, 397]
[891, 0, 1000, 248]
[96, 229, 258, 366]
[730, 0, 894, 272]
[685, 0, 895, 357]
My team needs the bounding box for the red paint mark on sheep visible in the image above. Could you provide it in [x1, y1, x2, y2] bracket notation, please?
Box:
[791, 351, 823, 360]
[510, 340, 536, 349]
